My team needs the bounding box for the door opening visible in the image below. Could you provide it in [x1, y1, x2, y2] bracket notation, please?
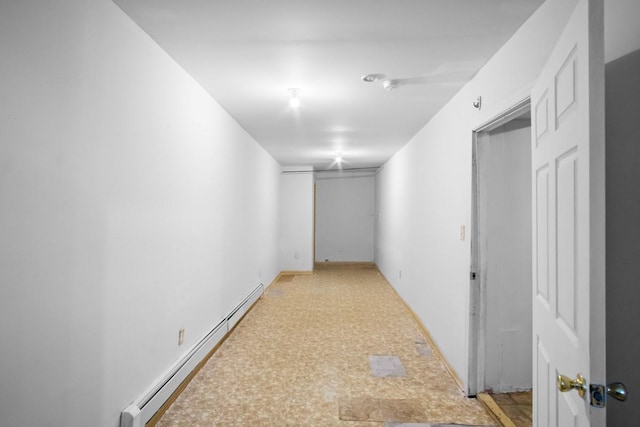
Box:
[469, 100, 532, 397]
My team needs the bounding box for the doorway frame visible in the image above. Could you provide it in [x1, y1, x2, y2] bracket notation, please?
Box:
[468, 96, 531, 396]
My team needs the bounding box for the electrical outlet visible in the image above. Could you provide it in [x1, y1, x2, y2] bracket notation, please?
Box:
[178, 328, 185, 346]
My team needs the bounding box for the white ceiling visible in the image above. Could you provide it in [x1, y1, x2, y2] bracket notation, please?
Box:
[114, 0, 544, 170]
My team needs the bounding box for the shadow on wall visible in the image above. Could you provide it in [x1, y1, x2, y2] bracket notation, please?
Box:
[605, 48, 640, 425]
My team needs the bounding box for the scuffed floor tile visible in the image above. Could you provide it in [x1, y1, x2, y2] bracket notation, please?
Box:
[369, 355, 407, 378]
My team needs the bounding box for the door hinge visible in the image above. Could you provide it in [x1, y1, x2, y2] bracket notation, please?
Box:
[470, 271, 477, 280]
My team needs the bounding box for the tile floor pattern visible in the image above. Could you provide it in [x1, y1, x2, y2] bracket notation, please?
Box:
[155, 264, 495, 426]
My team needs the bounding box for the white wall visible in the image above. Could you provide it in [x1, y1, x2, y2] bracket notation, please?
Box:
[315, 176, 374, 262]
[0, 2, 280, 426]
[478, 121, 532, 392]
[374, 0, 576, 388]
[604, 0, 640, 62]
[279, 170, 315, 272]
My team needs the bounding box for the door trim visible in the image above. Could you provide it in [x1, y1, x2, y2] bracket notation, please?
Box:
[468, 96, 531, 396]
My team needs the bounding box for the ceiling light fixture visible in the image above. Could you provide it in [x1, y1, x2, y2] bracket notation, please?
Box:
[288, 88, 301, 108]
[361, 73, 385, 83]
[335, 155, 343, 164]
[382, 79, 400, 91]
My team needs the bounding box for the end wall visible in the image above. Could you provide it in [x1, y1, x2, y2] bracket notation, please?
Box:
[0, 1, 280, 426]
[315, 176, 375, 263]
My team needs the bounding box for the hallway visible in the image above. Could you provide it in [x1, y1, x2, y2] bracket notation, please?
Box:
[154, 264, 494, 426]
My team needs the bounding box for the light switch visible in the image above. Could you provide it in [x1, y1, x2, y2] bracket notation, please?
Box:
[460, 225, 466, 241]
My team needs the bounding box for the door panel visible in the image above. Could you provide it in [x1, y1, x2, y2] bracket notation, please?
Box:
[536, 338, 551, 426]
[531, 0, 605, 426]
[556, 149, 577, 336]
[535, 166, 549, 304]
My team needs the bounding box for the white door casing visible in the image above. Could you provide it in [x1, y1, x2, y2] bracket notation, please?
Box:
[531, 0, 605, 426]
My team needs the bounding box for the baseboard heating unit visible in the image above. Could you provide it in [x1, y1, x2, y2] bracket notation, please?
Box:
[120, 283, 264, 427]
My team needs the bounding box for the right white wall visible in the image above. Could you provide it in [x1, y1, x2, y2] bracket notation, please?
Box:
[374, 0, 577, 388]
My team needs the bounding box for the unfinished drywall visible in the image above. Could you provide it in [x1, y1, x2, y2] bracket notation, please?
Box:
[0, 1, 280, 426]
[315, 176, 375, 262]
[605, 48, 640, 425]
[477, 120, 532, 392]
[375, 0, 577, 388]
[279, 169, 315, 272]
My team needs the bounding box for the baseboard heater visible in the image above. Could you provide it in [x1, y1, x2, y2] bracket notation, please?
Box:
[120, 283, 264, 427]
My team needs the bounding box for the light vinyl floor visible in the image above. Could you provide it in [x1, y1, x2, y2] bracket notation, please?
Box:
[155, 263, 494, 426]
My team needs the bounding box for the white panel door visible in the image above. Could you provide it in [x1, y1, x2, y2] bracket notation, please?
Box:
[531, 0, 605, 426]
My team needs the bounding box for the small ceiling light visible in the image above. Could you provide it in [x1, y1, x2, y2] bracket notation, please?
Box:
[335, 155, 343, 164]
[361, 73, 385, 83]
[288, 88, 301, 108]
[382, 79, 400, 91]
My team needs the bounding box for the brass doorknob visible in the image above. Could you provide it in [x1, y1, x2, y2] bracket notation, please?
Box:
[557, 373, 587, 398]
[608, 382, 628, 402]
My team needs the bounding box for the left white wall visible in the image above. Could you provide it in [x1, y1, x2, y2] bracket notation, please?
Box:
[0, 1, 280, 426]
